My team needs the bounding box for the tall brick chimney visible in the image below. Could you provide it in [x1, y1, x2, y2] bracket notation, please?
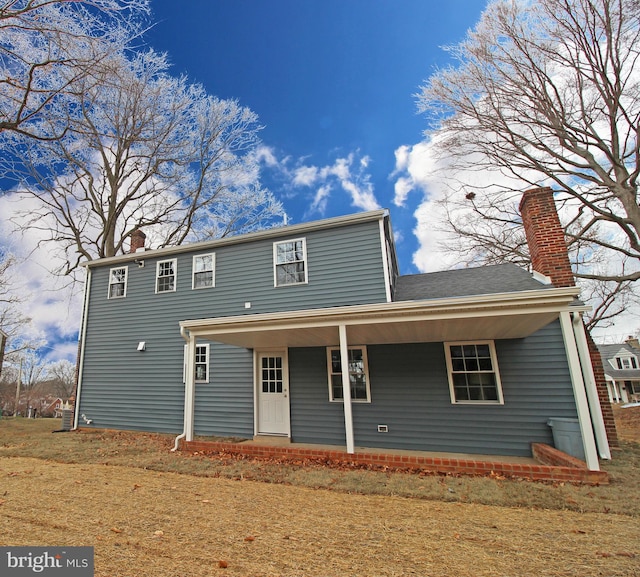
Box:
[129, 229, 146, 254]
[519, 186, 619, 448]
[519, 187, 574, 287]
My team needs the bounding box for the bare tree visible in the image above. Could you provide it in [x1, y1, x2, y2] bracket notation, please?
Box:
[2, 49, 284, 273]
[0, 251, 41, 356]
[46, 359, 76, 398]
[416, 0, 640, 327]
[0, 0, 149, 140]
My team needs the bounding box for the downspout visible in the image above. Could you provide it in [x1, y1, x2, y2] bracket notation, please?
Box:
[73, 267, 92, 430]
[571, 312, 611, 460]
[172, 325, 195, 451]
[558, 311, 600, 471]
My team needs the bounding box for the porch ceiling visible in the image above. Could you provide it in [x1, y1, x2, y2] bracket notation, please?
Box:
[181, 286, 585, 349]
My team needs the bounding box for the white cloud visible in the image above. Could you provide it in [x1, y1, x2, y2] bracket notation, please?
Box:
[253, 145, 279, 167]
[310, 184, 332, 214]
[0, 193, 83, 359]
[264, 149, 381, 217]
[293, 165, 318, 187]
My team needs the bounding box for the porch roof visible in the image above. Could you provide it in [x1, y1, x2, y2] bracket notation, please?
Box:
[180, 285, 585, 348]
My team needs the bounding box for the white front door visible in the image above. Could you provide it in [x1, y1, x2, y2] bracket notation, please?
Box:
[257, 351, 290, 436]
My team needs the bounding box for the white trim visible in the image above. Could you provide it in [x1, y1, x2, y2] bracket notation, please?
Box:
[192, 253, 215, 290]
[443, 340, 504, 405]
[181, 286, 583, 335]
[107, 265, 128, 299]
[559, 311, 600, 471]
[339, 324, 355, 454]
[156, 258, 177, 293]
[327, 345, 371, 403]
[273, 237, 308, 287]
[571, 313, 611, 460]
[184, 332, 196, 442]
[74, 267, 92, 430]
[379, 218, 392, 303]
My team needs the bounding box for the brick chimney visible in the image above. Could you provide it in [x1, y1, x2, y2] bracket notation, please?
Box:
[519, 186, 618, 448]
[129, 229, 146, 254]
[519, 187, 574, 287]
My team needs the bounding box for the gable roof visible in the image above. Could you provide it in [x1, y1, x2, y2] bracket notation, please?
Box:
[394, 263, 551, 301]
[597, 343, 640, 379]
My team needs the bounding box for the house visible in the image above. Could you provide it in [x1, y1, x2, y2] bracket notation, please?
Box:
[42, 397, 74, 418]
[75, 187, 617, 474]
[598, 340, 640, 403]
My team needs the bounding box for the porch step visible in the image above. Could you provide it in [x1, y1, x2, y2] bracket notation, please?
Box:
[252, 435, 291, 446]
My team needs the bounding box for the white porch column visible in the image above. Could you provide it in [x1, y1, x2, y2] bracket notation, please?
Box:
[571, 312, 611, 460]
[339, 324, 355, 454]
[559, 311, 600, 471]
[184, 332, 197, 442]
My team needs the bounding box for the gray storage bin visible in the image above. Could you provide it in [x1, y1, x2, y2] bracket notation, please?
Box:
[547, 417, 585, 461]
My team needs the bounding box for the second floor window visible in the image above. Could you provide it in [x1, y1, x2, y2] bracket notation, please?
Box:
[108, 266, 128, 299]
[274, 238, 307, 286]
[156, 259, 177, 293]
[193, 253, 215, 289]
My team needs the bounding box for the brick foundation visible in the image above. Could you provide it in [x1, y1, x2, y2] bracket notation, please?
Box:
[182, 440, 608, 485]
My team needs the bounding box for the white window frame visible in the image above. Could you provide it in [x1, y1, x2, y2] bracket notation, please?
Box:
[326, 346, 371, 403]
[192, 253, 215, 290]
[183, 344, 210, 384]
[156, 258, 177, 293]
[107, 266, 128, 299]
[615, 355, 638, 370]
[444, 341, 504, 405]
[273, 238, 308, 287]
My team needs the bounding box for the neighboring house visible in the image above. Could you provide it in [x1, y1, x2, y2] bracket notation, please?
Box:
[42, 397, 74, 418]
[75, 187, 615, 473]
[598, 340, 640, 404]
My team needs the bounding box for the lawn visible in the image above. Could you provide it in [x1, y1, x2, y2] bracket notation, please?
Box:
[1, 414, 639, 576]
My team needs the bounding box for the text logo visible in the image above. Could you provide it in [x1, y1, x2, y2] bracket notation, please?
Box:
[1, 548, 93, 576]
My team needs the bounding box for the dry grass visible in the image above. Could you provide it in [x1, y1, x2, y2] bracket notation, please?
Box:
[1, 413, 640, 576]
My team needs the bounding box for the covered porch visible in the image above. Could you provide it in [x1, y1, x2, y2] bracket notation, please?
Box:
[177, 286, 610, 472]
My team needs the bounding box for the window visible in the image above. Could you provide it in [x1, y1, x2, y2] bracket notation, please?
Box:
[327, 346, 371, 402]
[274, 238, 307, 286]
[183, 344, 210, 383]
[616, 356, 638, 369]
[108, 266, 128, 299]
[444, 341, 504, 404]
[156, 259, 177, 293]
[192, 253, 215, 289]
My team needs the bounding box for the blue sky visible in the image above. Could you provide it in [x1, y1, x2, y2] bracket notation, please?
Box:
[1, 0, 499, 363]
[1, 0, 636, 362]
[146, 0, 489, 275]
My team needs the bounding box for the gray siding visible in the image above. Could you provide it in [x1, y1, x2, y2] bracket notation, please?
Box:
[194, 344, 254, 438]
[78, 219, 388, 432]
[288, 321, 578, 457]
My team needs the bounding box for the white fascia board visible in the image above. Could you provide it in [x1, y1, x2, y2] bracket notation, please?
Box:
[181, 286, 583, 336]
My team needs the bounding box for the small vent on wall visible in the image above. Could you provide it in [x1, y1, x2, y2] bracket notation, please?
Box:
[377, 424, 388, 433]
